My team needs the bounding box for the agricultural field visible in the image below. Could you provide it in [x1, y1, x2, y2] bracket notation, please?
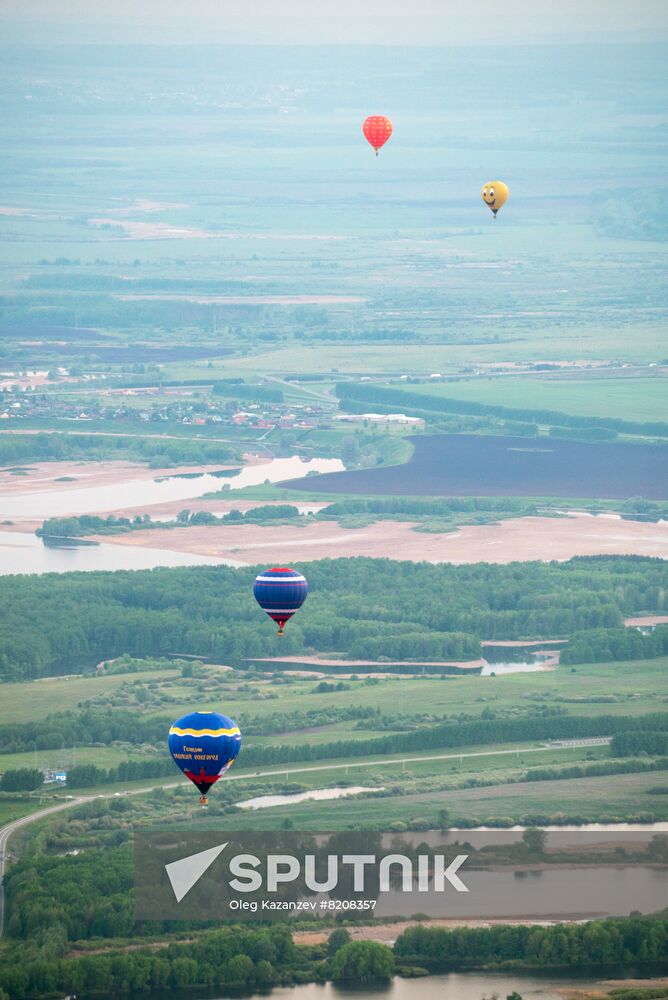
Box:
[286, 433, 668, 499]
[395, 376, 668, 425]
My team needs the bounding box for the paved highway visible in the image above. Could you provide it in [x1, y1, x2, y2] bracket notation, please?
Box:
[0, 797, 91, 937]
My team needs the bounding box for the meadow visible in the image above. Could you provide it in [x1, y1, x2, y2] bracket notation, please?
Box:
[201, 770, 668, 830]
[0, 655, 665, 826]
[1, 654, 663, 730]
[388, 377, 668, 425]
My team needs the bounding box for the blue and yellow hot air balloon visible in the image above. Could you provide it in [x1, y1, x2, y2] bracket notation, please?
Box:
[168, 710, 241, 804]
[253, 566, 308, 636]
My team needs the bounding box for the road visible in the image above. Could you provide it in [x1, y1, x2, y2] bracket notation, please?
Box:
[0, 796, 91, 937]
[0, 737, 610, 937]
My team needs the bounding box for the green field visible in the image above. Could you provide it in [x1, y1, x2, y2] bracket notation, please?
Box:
[395, 376, 668, 424]
[163, 323, 668, 380]
[0, 658, 665, 817]
[192, 770, 668, 830]
[150, 657, 668, 729]
[0, 669, 177, 723]
[0, 799, 40, 826]
[0, 745, 159, 776]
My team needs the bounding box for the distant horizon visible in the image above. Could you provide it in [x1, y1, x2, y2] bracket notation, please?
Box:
[2, 0, 668, 47]
[2, 39, 667, 49]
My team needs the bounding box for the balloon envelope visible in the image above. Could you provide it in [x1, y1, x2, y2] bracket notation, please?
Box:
[363, 115, 393, 154]
[253, 566, 308, 635]
[168, 710, 241, 798]
[481, 180, 509, 216]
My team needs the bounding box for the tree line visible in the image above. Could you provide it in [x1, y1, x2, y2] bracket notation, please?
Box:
[64, 749, 668, 795]
[319, 496, 547, 519]
[0, 767, 43, 791]
[561, 626, 668, 664]
[0, 703, 380, 756]
[0, 430, 235, 469]
[36, 504, 305, 539]
[235, 711, 668, 769]
[2, 706, 668, 788]
[611, 731, 668, 756]
[394, 917, 668, 970]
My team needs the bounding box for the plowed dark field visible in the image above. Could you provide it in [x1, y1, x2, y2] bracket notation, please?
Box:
[286, 434, 668, 500]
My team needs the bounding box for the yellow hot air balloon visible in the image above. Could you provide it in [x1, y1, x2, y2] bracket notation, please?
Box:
[481, 180, 509, 217]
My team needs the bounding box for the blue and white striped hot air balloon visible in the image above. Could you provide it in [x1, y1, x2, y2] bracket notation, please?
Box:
[168, 710, 241, 804]
[253, 566, 308, 636]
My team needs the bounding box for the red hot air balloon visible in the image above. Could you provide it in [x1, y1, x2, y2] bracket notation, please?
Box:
[363, 115, 393, 156]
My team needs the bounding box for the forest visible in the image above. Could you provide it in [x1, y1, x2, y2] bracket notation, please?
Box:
[0, 430, 236, 467]
[36, 504, 301, 538]
[561, 626, 668, 664]
[1, 556, 666, 681]
[394, 917, 668, 970]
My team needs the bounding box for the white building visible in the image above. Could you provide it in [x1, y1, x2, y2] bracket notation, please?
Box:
[333, 413, 424, 426]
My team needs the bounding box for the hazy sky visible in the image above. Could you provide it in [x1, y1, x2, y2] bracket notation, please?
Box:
[2, 0, 668, 45]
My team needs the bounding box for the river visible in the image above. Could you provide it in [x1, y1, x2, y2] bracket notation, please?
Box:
[0, 530, 243, 574]
[0, 455, 344, 521]
[0, 456, 342, 574]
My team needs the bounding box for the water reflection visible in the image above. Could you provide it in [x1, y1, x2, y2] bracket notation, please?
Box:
[268, 974, 608, 1000]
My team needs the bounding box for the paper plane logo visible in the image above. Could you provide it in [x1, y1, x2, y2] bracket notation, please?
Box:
[165, 842, 228, 903]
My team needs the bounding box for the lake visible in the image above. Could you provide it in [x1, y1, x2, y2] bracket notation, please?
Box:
[255, 973, 644, 1000]
[371, 865, 668, 920]
[0, 455, 343, 521]
[285, 434, 668, 501]
[238, 787, 383, 811]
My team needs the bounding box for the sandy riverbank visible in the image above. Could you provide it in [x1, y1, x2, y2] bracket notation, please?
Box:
[557, 981, 668, 1000]
[294, 916, 585, 948]
[96, 513, 668, 565]
[252, 655, 487, 668]
[0, 459, 237, 497]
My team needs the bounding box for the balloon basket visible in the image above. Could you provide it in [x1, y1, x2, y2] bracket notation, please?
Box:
[199, 795, 208, 806]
